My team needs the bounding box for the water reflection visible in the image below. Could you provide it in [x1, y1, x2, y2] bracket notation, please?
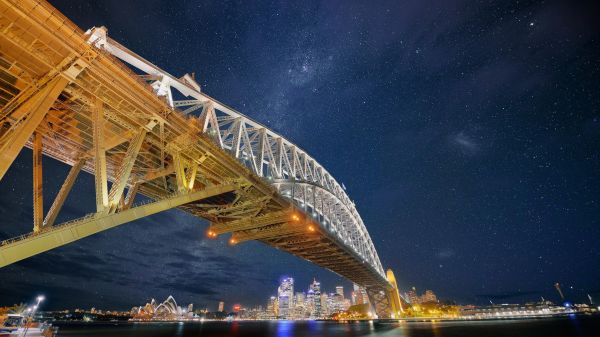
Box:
[276, 320, 293, 337]
[431, 321, 442, 337]
[53, 317, 600, 337]
[174, 321, 184, 337]
[229, 321, 240, 336]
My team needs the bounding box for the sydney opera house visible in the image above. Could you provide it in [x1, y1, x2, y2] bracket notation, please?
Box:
[131, 296, 194, 320]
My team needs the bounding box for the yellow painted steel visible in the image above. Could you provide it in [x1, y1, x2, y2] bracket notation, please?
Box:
[32, 132, 44, 233]
[93, 97, 109, 212]
[386, 269, 404, 318]
[43, 159, 86, 228]
[0, 76, 70, 180]
[0, 183, 237, 267]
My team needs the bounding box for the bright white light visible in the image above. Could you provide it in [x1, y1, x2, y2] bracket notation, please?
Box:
[37, 295, 45, 302]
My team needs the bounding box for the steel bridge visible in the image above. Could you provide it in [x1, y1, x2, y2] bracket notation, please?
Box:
[0, 0, 404, 318]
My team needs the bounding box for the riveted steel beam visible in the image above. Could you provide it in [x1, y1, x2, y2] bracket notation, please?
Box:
[32, 132, 44, 233]
[0, 76, 69, 181]
[0, 183, 237, 268]
[43, 158, 86, 228]
[106, 127, 148, 213]
[92, 97, 109, 212]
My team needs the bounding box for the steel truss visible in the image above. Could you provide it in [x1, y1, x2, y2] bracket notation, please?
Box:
[0, 0, 403, 318]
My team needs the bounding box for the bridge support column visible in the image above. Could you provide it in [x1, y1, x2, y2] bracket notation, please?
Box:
[106, 126, 150, 214]
[366, 269, 405, 319]
[121, 182, 140, 211]
[173, 152, 188, 192]
[185, 162, 198, 190]
[43, 158, 86, 228]
[93, 97, 109, 212]
[32, 132, 44, 233]
[366, 287, 392, 318]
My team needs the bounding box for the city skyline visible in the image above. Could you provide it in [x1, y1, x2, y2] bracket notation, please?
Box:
[0, 0, 599, 312]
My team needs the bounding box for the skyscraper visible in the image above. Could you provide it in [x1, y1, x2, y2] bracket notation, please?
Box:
[294, 292, 306, 319]
[218, 301, 224, 312]
[267, 296, 278, 319]
[295, 292, 305, 307]
[306, 289, 315, 317]
[310, 279, 322, 318]
[321, 293, 329, 317]
[336, 286, 344, 299]
[278, 277, 294, 319]
[353, 283, 369, 305]
[408, 287, 420, 305]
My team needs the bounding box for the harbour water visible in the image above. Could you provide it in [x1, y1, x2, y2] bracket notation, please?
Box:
[54, 316, 600, 337]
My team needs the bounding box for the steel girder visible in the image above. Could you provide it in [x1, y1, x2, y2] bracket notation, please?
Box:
[0, 183, 238, 267]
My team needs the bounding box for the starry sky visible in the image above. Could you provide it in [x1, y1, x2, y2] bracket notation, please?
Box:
[1, 0, 599, 311]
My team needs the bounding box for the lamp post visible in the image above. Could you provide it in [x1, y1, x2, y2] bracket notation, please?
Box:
[22, 296, 44, 337]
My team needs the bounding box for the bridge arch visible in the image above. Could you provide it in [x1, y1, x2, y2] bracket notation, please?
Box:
[0, 0, 403, 318]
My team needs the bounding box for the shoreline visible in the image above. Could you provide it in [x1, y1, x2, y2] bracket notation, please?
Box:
[48, 312, 599, 325]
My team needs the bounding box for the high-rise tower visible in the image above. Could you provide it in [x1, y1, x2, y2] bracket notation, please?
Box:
[278, 277, 294, 319]
[310, 279, 322, 318]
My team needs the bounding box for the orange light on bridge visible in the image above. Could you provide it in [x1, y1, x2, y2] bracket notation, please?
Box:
[308, 225, 315, 232]
[207, 230, 217, 238]
[229, 237, 237, 245]
[291, 214, 300, 221]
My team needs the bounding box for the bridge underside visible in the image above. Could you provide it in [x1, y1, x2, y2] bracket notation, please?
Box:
[0, 0, 403, 318]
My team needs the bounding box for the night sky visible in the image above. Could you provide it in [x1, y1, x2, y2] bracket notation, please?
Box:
[1, 0, 599, 311]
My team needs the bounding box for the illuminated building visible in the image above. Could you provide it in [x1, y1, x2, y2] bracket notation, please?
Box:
[421, 290, 438, 303]
[295, 292, 305, 307]
[336, 286, 344, 299]
[132, 295, 193, 320]
[267, 296, 278, 319]
[294, 292, 306, 319]
[310, 279, 322, 318]
[321, 293, 329, 317]
[353, 283, 369, 305]
[408, 287, 420, 304]
[218, 301, 224, 312]
[278, 277, 294, 319]
[306, 289, 315, 317]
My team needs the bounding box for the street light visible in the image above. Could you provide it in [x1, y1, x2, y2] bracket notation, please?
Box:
[22, 296, 44, 337]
